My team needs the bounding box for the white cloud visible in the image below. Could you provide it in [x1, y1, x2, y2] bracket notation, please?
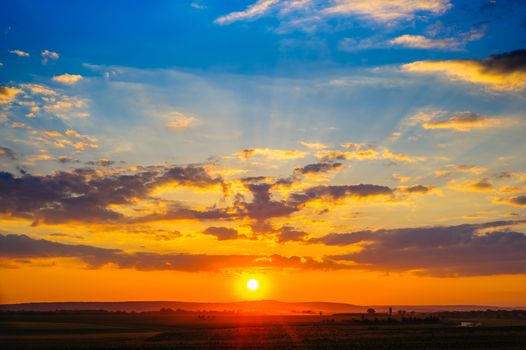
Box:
[9, 49, 30, 57]
[325, 0, 451, 23]
[215, 0, 280, 24]
[41, 50, 60, 64]
[390, 34, 460, 50]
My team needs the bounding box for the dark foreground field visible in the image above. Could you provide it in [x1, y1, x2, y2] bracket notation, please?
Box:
[1, 311, 525, 350]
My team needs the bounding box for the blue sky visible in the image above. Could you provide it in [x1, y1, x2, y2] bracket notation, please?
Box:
[1, 0, 526, 304]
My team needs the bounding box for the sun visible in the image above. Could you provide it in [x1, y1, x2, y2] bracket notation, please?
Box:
[246, 278, 259, 291]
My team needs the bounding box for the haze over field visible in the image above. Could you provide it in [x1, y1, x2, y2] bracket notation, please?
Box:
[1, 1, 526, 308]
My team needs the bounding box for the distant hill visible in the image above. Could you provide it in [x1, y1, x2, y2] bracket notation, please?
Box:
[1, 300, 523, 314]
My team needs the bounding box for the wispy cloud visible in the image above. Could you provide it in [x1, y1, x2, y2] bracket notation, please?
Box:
[390, 34, 460, 50]
[233, 148, 308, 161]
[215, 0, 280, 24]
[9, 49, 30, 57]
[215, 0, 451, 27]
[421, 112, 518, 132]
[166, 111, 199, 129]
[324, 0, 451, 23]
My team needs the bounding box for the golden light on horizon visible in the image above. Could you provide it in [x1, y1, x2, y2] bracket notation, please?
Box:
[246, 278, 259, 291]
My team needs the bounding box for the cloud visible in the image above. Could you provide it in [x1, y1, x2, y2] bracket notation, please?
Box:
[300, 141, 328, 150]
[448, 178, 493, 192]
[0, 234, 340, 272]
[20, 83, 58, 96]
[316, 145, 425, 163]
[0, 86, 23, 104]
[293, 162, 343, 179]
[166, 111, 199, 129]
[233, 148, 307, 161]
[289, 184, 393, 205]
[397, 184, 433, 194]
[42, 96, 89, 120]
[86, 159, 115, 167]
[313, 220, 526, 276]
[52, 73, 83, 85]
[9, 49, 30, 57]
[498, 196, 526, 207]
[0, 146, 17, 160]
[390, 34, 460, 50]
[203, 226, 241, 240]
[324, 0, 451, 23]
[41, 50, 59, 64]
[190, 2, 206, 10]
[434, 164, 487, 177]
[34, 129, 98, 151]
[240, 181, 299, 231]
[402, 49, 526, 91]
[215, 0, 450, 27]
[215, 0, 280, 24]
[0, 165, 223, 225]
[277, 226, 308, 242]
[421, 112, 516, 132]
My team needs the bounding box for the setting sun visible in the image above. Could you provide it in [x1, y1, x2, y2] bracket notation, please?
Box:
[247, 279, 259, 291]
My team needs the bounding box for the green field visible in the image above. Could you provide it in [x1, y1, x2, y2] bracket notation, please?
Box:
[1, 312, 525, 349]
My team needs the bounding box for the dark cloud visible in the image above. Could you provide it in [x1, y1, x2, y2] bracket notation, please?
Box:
[86, 159, 115, 167]
[0, 165, 224, 225]
[506, 196, 526, 206]
[293, 162, 342, 176]
[244, 183, 297, 219]
[203, 226, 241, 240]
[0, 234, 341, 272]
[494, 171, 513, 179]
[483, 49, 526, 73]
[312, 220, 526, 276]
[0, 146, 17, 160]
[399, 185, 433, 194]
[290, 184, 393, 205]
[158, 166, 223, 188]
[277, 226, 308, 242]
[135, 207, 235, 223]
[473, 178, 493, 190]
[58, 156, 80, 164]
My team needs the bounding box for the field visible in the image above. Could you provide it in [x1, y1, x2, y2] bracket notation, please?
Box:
[1, 311, 525, 349]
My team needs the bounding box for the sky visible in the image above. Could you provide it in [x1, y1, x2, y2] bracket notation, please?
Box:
[1, 0, 526, 306]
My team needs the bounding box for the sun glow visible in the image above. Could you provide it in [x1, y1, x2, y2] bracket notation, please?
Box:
[247, 278, 259, 291]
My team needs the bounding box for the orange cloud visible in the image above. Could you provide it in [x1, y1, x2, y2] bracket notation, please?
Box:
[497, 195, 526, 207]
[52, 73, 83, 85]
[448, 178, 493, 192]
[422, 112, 517, 131]
[0, 86, 23, 104]
[233, 148, 307, 161]
[300, 141, 328, 150]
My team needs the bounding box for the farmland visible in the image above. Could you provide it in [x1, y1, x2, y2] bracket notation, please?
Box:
[1, 311, 525, 349]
